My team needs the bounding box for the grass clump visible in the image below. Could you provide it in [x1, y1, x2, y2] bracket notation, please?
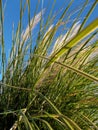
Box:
[0, 0, 98, 129]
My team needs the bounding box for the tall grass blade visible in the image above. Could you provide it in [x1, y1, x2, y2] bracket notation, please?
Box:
[46, 18, 98, 68]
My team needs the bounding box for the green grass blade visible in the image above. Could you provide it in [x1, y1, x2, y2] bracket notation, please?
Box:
[0, 0, 5, 81]
[35, 118, 54, 130]
[37, 91, 81, 130]
[20, 111, 34, 130]
[81, 114, 98, 130]
[78, 0, 98, 31]
[34, 55, 98, 83]
[46, 18, 98, 68]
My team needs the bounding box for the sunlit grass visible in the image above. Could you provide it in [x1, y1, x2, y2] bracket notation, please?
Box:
[0, 0, 98, 129]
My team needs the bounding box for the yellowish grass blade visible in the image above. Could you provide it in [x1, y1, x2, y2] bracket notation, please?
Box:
[46, 18, 98, 68]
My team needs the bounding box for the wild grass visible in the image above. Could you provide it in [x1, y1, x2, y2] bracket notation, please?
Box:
[0, 0, 98, 129]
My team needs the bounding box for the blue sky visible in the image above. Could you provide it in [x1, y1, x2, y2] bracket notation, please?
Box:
[3, 0, 98, 51]
[0, 0, 98, 80]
